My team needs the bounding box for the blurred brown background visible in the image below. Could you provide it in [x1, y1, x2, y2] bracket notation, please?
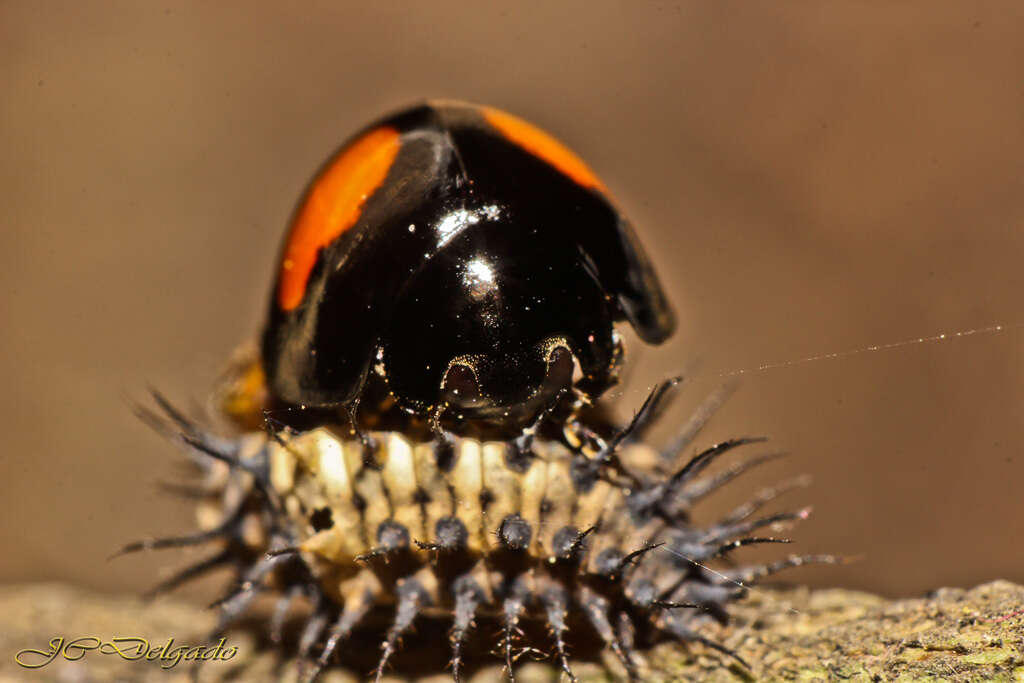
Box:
[2, 1, 1022, 604]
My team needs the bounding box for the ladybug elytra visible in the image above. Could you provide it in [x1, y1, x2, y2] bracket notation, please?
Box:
[261, 101, 675, 434]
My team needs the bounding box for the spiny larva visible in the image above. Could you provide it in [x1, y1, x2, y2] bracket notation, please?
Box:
[127, 376, 832, 681]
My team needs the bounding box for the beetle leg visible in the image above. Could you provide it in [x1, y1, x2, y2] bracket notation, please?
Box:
[430, 403, 457, 470]
[346, 398, 379, 466]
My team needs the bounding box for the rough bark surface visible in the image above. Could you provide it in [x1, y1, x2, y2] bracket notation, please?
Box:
[1, 581, 1021, 682]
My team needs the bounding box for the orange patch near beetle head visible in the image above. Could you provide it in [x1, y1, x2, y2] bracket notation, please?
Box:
[482, 106, 606, 192]
[277, 126, 401, 311]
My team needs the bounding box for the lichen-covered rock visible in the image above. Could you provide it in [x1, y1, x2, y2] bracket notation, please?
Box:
[2, 581, 1020, 682]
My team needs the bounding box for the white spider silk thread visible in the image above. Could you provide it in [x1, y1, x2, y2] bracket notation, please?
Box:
[717, 323, 1015, 379]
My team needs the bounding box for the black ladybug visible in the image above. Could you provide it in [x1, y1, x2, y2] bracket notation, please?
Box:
[262, 101, 674, 433]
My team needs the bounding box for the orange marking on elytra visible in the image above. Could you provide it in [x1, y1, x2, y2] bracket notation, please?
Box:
[482, 107, 606, 192]
[277, 126, 401, 311]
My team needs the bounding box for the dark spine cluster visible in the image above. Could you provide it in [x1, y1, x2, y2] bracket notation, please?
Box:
[122, 381, 836, 682]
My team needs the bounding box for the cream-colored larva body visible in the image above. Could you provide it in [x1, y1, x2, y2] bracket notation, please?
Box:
[270, 428, 655, 566]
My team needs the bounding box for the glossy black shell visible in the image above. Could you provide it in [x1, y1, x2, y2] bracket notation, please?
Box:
[262, 101, 675, 424]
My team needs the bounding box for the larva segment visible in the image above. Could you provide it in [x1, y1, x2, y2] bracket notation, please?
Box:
[573, 479, 615, 571]
[450, 439, 486, 553]
[273, 428, 364, 563]
[481, 442, 521, 552]
[350, 451, 391, 551]
[517, 456, 547, 540]
[412, 440, 452, 540]
[538, 452, 574, 557]
[269, 439, 296, 492]
[380, 433, 424, 541]
[587, 487, 635, 576]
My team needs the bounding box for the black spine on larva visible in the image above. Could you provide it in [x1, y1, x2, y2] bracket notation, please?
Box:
[297, 596, 329, 663]
[595, 547, 624, 577]
[578, 585, 636, 679]
[504, 439, 536, 472]
[540, 583, 577, 683]
[435, 516, 468, 551]
[376, 579, 427, 682]
[569, 454, 600, 493]
[269, 586, 300, 645]
[498, 514, 532, 551]
[129, 383, 837, 681]
[624, 577, 657, 609]
[500, 575, 532, 682]
[551, 525, 585, 560]
[450, 574, 483, 683]
[357, 519, 414, 566]
[315, 587, 374, 675]
[377, 520, 410, 550]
